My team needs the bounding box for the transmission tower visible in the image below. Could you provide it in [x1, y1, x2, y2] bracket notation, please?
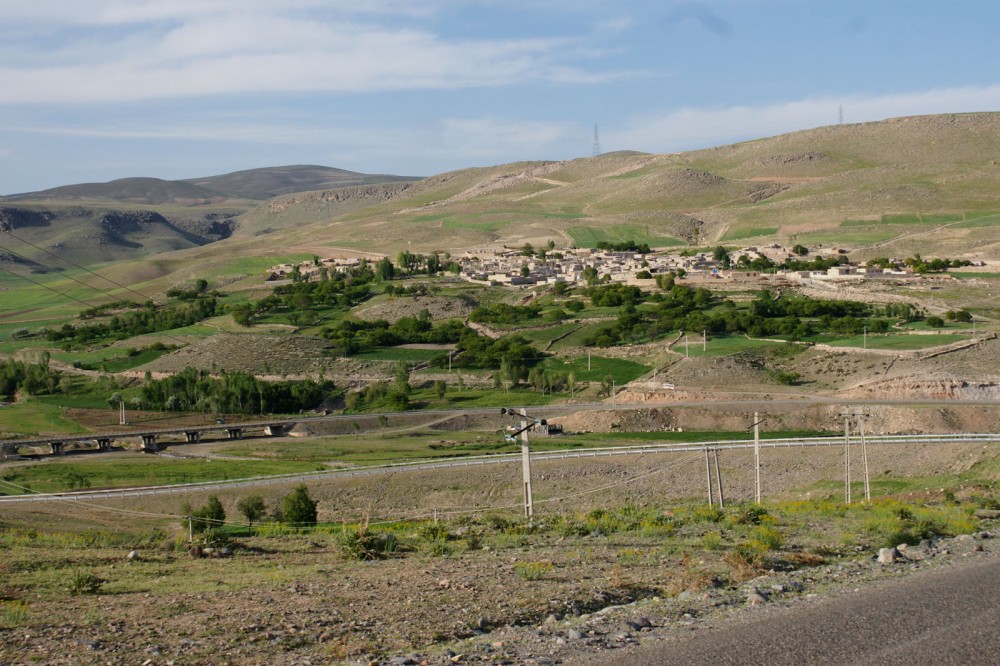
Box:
[592, 124, 601, 157]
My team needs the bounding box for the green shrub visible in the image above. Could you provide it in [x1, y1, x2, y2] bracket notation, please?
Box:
[66, 571, 104, 596]
[282, 485, 318, 528]
[337, 525, 398, 561]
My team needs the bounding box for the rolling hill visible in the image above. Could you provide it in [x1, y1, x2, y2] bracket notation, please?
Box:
[223, 113, 1000, 262]
[2, 113, 999, 286]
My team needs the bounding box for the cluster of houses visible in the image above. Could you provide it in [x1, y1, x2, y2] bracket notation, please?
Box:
[264, 245, 939, 290]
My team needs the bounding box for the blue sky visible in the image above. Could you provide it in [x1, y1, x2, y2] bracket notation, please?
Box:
[3, 0, 1000, 194]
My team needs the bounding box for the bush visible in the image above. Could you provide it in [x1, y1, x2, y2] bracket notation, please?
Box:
[337, 524, 398, 560]
[236, 495, 266, 526]
[183, 496, 226, 534]
[282, 485, 318, 528]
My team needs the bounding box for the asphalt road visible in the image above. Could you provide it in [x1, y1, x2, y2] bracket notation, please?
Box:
[593, 555, 1000, 666]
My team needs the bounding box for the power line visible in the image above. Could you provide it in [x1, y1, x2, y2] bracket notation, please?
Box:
[0, 240, 196, 348]
[1, 229, 159, 304]
[0, 263, 107, 311]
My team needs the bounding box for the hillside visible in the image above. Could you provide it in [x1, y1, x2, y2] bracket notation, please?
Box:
[181, 164, 420, 200]
[0, 166, 420, 269]
[226, 113, 1000, 261]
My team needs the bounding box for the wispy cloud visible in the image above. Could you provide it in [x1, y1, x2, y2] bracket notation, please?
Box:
[664, 2, 732, 38]
[611, 84, 1000, 152]
[0, 3, 622, 104]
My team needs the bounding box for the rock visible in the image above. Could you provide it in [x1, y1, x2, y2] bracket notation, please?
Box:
[877, 547, 902, 564]
[437, 579, 451, 589]
[544, 614, 560, 625]
[625, 617, 652, 630]
[389, 657, 417, 665]
[956, 534, 974, 542]
[973, 544, 985, 552]
[978, 531, 994, 539]
[747, 588, 769, 606]
[567, 629, 584, 640]
[127, 550, 140, 561]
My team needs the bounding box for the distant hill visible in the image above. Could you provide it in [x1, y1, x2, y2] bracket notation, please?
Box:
[181, 165, 420, 200]
[224, 113, 1000, 262]
[3, 165, 421, 205]
[3, 177, 229, 206]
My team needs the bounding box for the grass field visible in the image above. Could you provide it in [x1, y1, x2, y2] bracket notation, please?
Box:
[673, 335, 785, 357]
[0, 402, 90, 436]
[566, 225, 683, 249]
[0, 457, 324, 495]
[719, 227, 779, 241]
[540, 354, 650, 383]
[351, 347, 445, 362]
[822, 333, 967, 350]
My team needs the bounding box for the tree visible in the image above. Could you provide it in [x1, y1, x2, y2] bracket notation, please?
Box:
[792, 244, 809, 256]
[282, 485, 318, 527]
[107, 392, 123, 408]
[926, 316, 945, 328]
[433, 380, 447, 400]
[374, 257, 396, 282]
[393, 361, 411, 395]
[185, 495, 226, 533]
[237, 495, 266, 526]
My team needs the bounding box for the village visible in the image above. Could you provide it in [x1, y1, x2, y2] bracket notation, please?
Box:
[266, 242, 931, 290]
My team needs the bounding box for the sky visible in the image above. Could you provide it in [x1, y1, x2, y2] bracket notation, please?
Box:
[3, 0, 1000, 194]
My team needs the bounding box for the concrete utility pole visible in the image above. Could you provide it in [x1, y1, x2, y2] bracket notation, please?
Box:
[844, 416, 852, 504]
[702, 330, 707, 352]
[501, 408, 546, 526]
[753, 412, 763, 503]
[705, 447, 714, 507]
[713, 448, 725, 509]
[860, 415, 871, 502]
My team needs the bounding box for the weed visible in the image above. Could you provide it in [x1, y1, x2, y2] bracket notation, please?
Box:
[723, 544, 766, 582]
[663, 553, 714, 596]
[513, 561, 553, 581]
[66, 571, 104, 596]
[419, 523, 450, 543]
[701, 531, 724, 551]
[336, 523, 398, 561]
[0, 600, 29, 628]
[748, 525, 783, 551]
[423, 539, 453, 557]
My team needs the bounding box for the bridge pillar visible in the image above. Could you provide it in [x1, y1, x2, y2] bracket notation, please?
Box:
[263, 424, 289, 437]
[94, 438, 114, 451]
[226, 428, 244, 440]
[49, 441, 64, 455]
[184, 431, 201, 443]
[140, 434, 158, 452]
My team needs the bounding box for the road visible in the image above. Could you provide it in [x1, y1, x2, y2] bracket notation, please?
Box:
[2, 433, 995, 504]
[592, 555, 1000, 665]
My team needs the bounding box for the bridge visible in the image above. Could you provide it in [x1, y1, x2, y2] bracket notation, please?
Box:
[2, 432, 998, 505]
[4, 397, 1000, 459]
[0, 419, 296, 456]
